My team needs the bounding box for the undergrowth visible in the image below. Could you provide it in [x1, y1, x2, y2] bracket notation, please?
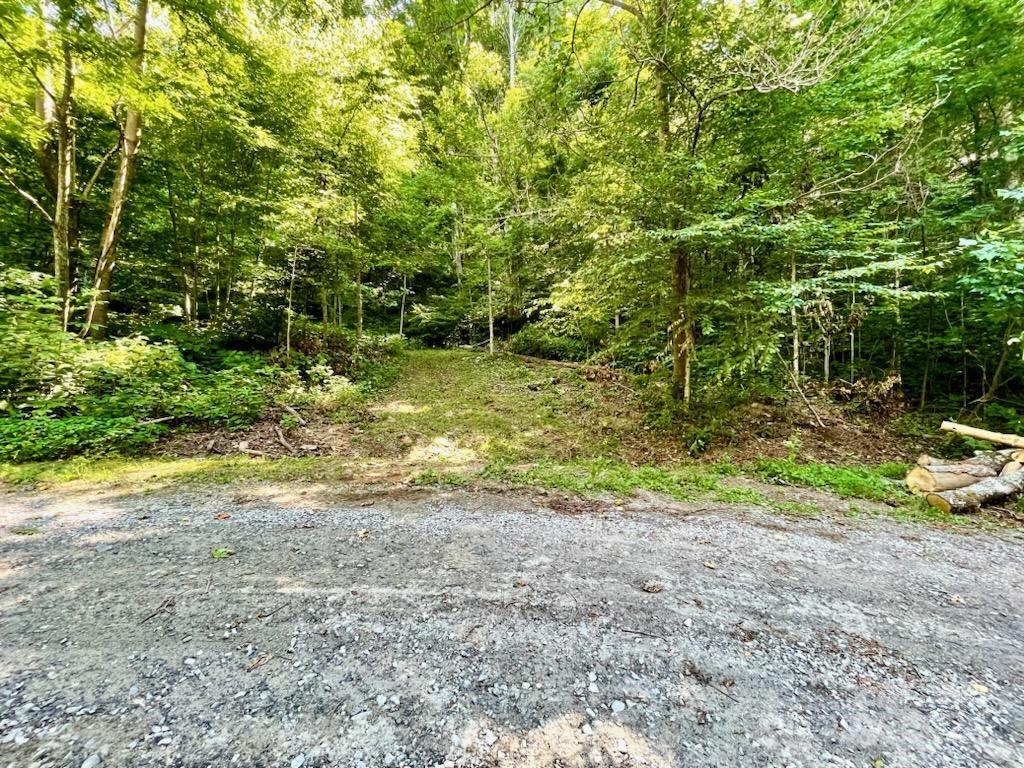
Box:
[753, 457, 911, 503]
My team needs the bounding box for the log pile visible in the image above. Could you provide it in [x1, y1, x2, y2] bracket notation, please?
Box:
[907, 421, 1024, 513]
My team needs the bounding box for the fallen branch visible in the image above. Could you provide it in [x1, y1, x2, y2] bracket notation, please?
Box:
[274, 426, 297, 454]
[777, 351, 825, 428]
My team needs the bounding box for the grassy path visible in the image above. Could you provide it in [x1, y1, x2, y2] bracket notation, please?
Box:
[352, 349, 647, 466]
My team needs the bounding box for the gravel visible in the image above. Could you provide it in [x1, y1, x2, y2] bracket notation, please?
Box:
[1, 482, 1022, 767]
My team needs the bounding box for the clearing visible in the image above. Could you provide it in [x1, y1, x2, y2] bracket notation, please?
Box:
[2, 350, 1023, 768]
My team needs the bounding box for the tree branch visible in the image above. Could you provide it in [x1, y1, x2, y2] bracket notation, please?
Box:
[0, 166, 53, 223]
[595, 0, 643, 21]
[0, 29, 57, 102]
[81, 143, 122, 200]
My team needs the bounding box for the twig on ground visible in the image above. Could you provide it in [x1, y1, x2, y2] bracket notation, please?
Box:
[281, 404, 307, 425]
[256, 602, 288, 620]
[246, 652, 274, 672]
[275, 426, 297, 454]
[140, 595, 176, 624]
[621, 627, 666, 639]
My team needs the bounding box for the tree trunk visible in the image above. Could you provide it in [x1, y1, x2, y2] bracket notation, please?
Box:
[790, 251, 799, 379]
[905, 453, 1020, 493]
[671, 246, 691, 402]
[486, 252, 495, 355]
[285, 248, 298, 355]
[82, 0, 148, 338]
[823, 334, 831, 383]
[356, 268, 363, 339]
[506, 0, 519, 87]
[978, 319, 1019, 404]
[399, 273, 407, 336]
[52, 37, 76, 331]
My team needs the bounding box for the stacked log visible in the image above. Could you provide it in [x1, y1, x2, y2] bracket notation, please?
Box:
[906, 421, 1024, 513]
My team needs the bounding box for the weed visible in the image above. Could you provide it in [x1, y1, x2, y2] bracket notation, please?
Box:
[753, 457, 908, 503]
[712, 486, 770, 505]
[503, 458, 723, 500]
[412, 469, 469, 486]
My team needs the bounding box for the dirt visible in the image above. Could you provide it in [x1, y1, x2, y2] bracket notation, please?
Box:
[700, 397, 923, 467]
[2, 481, 1022, 768]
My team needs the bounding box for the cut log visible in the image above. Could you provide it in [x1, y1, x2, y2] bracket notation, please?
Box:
[906, 449, 1024, 494]
[940, 420, 1024, 449]
[906, 466, 995, 494]
[925, 470, 1024, 513]
[918, 463, 999, 476]
[1001, 460, 1023, 476]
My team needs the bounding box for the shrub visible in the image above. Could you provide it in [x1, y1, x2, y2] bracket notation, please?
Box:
[0, 415, 170, 462]
[506, 323, 589, 362]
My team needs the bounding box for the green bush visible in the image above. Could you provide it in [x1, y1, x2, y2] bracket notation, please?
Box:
[0, 270, 407, 462]
[506, 323, 589, 362]
[0, 415, 169, 462]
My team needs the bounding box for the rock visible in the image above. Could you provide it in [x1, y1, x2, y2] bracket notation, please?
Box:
[482, 730, 498, 746]
[290, 755, 306, 768]
[81, 756, 101, 768]
[642, 580, 663, 593]
[588, 682, 599, 693]
[376, 694, 388, 707]
[611, 700, 625, 714]
[581, 723, 594, 736]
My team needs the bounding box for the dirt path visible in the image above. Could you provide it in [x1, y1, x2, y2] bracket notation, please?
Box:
[1, 483, 1022, 768]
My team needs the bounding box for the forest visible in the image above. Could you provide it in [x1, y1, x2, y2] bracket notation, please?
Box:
[1, 0, 1023, 464]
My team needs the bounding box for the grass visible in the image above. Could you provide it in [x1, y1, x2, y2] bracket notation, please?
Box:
[0, 455, 360, 489]
[352, 349, 637, 464]
[484, 458, 724, 501]
[411, 469, 469, 487]
[752, 457, 911, 503]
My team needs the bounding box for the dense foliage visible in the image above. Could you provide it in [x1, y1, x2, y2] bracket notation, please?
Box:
[1, 0, 1023, 458]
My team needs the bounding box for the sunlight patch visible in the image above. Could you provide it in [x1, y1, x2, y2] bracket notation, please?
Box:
[407, 436, 478, 464]
[374, 400, 428, 415]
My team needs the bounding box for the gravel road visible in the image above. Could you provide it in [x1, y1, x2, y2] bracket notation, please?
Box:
[1, 483, 1022, 768]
